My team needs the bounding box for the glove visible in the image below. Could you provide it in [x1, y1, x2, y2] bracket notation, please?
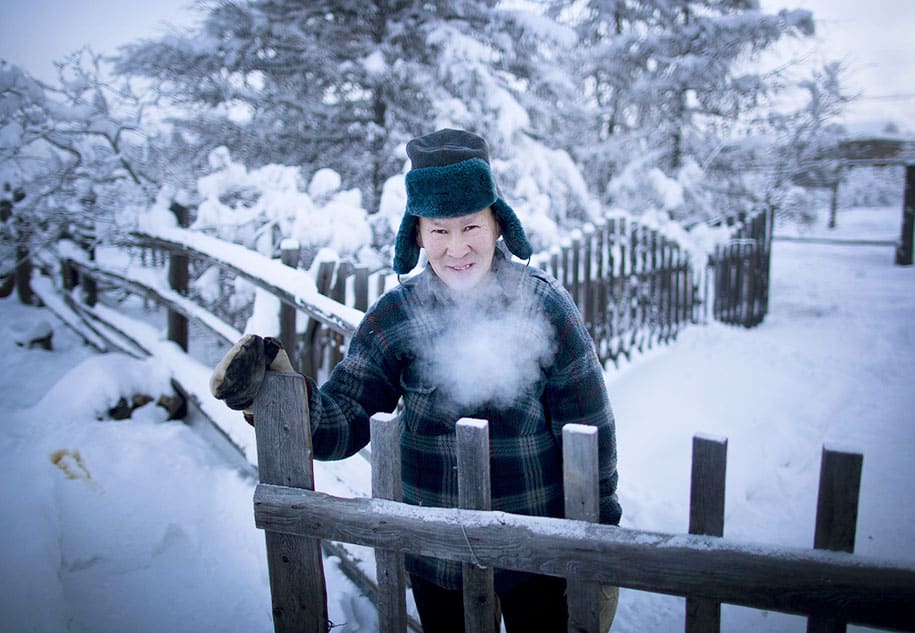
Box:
[209, 334, 294, 412]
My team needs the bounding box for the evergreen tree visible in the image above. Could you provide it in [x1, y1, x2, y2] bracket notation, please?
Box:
[0, 53, 158, 266]
[560, 0, 816, 217]
[114, 0, 573, 215]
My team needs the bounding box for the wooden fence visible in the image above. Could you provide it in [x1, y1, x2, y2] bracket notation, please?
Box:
[532, 214, 699, 367]
[711, 209, 773, 328]
[21, 204, 776, 390]
[253, 372, 915, 633]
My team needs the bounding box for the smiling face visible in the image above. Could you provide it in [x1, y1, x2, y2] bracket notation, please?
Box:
[416, 207, 502, 291]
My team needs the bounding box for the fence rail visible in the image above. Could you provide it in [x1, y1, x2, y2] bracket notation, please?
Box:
[21, 205, 774, 390]
[253, 372, 915, 633]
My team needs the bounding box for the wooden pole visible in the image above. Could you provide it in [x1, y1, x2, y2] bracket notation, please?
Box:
[807, 446, 863, 633]
[371, 412, 408, 633]
[686, 434, 728, 633]
[896, 165, 914, 266]
[14, 234, 33, 305]
[167, 202, 189, 351]
[253, 372, 328, 633]
[564, 424, 601, 633]
[353, 266, 370, 312]
[457, 418, 496, 633]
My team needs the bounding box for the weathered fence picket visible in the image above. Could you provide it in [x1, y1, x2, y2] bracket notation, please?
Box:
[534, 213, 702, 367]
[456, 419, 497, 633]
[564, 424, 602, 633]
[807, 447, 863, 633]
[253, 372, 327, 633]
[686, 434, 728, 633]
[370, 412, 409, 633]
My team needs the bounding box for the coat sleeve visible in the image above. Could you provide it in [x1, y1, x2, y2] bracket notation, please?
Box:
[541, 285, 621, 526]
[305, 307, 403, 461]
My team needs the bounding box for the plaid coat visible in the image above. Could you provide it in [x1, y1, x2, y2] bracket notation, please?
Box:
[306, 250, 620, 591]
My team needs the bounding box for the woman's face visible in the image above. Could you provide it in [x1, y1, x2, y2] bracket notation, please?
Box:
[417, 207, 502, 291]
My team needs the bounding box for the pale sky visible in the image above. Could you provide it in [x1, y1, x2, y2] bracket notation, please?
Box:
[1, 0, 913, 132]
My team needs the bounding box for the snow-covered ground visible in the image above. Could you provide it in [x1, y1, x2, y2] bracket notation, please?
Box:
[1, 205, 913, 632]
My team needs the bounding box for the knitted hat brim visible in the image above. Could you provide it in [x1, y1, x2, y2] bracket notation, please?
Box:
[393, 158, 532, 274]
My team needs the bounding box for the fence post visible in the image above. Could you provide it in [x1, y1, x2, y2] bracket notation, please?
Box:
[167, 202, 189, 351]
[456, 418, 496, 633]
[896, 164, 914, 266]
[563, 424, 601, 633]
[686, 434, 728, 633]
[14, 228, 33, 305]
[299, 260, 335, 379]
[279, 241, 300, 356]
[807, 446, 863, 633]
[330, 261, 352, 367]
[353, 266, 370, 312]
[253, 371, 328, 633]
[371, 412, 408, 633]
[582, 225, 594, 340]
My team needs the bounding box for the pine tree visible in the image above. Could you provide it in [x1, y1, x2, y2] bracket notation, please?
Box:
[114, 0, 572, 214]
[560, 0, 816, 215]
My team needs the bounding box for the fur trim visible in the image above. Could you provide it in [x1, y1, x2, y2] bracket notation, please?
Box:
[393, 158, 533, 273]
[405, 158, 497, 218]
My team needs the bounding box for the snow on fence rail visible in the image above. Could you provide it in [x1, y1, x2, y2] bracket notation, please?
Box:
[253, 372, 915, 633]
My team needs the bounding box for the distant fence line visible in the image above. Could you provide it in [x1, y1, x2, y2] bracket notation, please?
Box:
[532, 214, 699, 367]
[13, 203, 773, 381]
[711, 209, 773, 329]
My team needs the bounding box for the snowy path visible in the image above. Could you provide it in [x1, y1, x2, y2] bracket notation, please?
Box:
[610, 207, 915, 632]
[1, 206, 913, 633]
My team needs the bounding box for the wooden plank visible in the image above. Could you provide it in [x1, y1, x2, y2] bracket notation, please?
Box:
[131, 229, 360, 337]
[371, 413, 408, 633]
[61, 258, 242, 345]
[686, 434, 728, 633]
[253, 372, 328, 633]
[563, 424, 601, 633]
[807, 446, 863, 633]
[353, 267, 370, 312]
[253, 484, 915, 632]
[457, 418, 496, 633]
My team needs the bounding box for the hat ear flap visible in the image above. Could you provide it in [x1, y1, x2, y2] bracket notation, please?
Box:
[393, 214, 421, 274]
[491, 199, 533, 261]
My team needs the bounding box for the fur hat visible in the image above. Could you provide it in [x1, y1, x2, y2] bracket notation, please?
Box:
[392, 129, 533, 274]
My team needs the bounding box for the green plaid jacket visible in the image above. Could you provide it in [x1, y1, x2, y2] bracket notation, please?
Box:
[307, 250, 620, 591]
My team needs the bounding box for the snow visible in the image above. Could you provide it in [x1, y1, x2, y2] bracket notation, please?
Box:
[1, 205, 914, 632]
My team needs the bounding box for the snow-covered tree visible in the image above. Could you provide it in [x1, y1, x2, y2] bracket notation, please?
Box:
[558, 0, 817, 220]
[114, 0, 603, 253]
[116, 1, 496, 205]
[0, 53, 160, 277]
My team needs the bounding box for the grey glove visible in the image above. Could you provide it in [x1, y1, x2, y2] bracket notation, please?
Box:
[209, 334, 294, 411]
